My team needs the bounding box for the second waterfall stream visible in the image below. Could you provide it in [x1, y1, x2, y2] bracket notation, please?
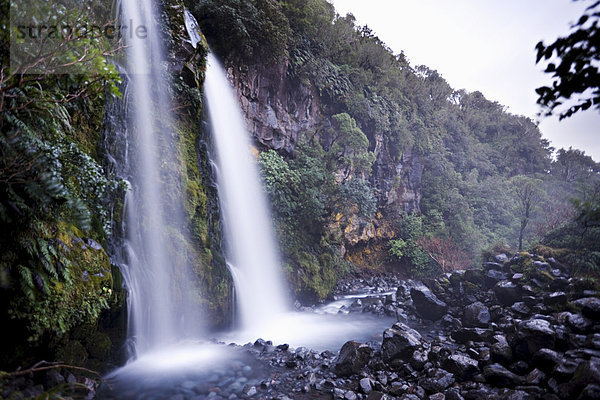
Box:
[204, 53, 290, 333]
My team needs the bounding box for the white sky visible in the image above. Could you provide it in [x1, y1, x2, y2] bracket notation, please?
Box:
[329, 0, 600, 161]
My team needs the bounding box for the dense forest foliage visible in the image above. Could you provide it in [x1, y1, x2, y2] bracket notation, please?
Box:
[190, 0, 600, 296]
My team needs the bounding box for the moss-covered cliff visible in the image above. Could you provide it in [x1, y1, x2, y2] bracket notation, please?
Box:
[0, 0, 232, 369]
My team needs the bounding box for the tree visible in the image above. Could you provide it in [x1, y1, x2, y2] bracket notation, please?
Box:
[552, 147, 600, 182]
[512, 176, 545, 250]
[327, 113, 375, 179]
[417, 236, 468, 273]
[535, 0, 600, 120]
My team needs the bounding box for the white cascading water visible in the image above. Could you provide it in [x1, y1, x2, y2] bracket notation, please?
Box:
[204, 53, 289, 332]
[116, 0, 201, 356]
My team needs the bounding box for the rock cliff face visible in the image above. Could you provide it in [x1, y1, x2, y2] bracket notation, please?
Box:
[227, 60, 423, 263]
[228, 63, 321, 154]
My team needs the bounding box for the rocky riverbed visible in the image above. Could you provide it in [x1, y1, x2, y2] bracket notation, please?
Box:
[231, 252, 600, 400]
[2, 252, 599, 400]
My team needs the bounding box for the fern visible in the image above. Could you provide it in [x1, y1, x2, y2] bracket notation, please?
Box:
[37, 238, 59, 280]
[17, 265, 35, 301]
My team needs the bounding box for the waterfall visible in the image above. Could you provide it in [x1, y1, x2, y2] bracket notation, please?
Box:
[204, 53, 289, 332]
[108, 0, 202, 356]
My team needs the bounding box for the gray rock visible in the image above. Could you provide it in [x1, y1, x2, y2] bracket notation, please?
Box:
[485, 270, 508, 288]
[464, 269, 485, 286]
[444, 387, 465, 400]
[419, 369, 455, 393]
[410, 349, 429, 370]
[516, 318, 556, 356]
[566, 312, 593, 333]
[589, 333, 600, 350]
[490, 336, 513, 366]
[495, 254, 509, 263]
[344, 390, 357, 400]
[484, 262, 503, 271]
[83, 237, 103, 250]
[544, 291, 567, 308]
[573, 297, 600, 320]
[526, 368, 546, 385]
[359, 378, 373, 394]
[571, 358, 600, 388]
[410, 287, 448, 321]
[451, 327, 493, 343]
[242, 386, 257, 397]
[578, 384, 600, 400]
[532, 348, 562, 372]
[367, 392, 390, 400]
[334, 341, 373, 377]
[510, 302, 531, 316]
[493, 281, 522, 306]
[381, 323, 423, 362]
[429, 393, 446, 400]
[463, 302, 491, 328]
[553, 358, 582, 381]
[482, 363, 524, 387]
[442, 354, 479, 380]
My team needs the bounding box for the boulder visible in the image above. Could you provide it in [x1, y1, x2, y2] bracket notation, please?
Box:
[410, 287, 448, 321]
[334, 341, 373, 377]
[464, 269, 485, 286]
[485, 270, 508, 288]
[571, 357, 600, 387]
[381, 323, 423, 362]
[482, 363, 524, 387]
[462, 302, 490, 328]
[490, 336, 513, 366]
[483, 262, 503, 271]
[419, 369, 455, 393]
[573, 297, 600, 320]
[359, 378, 373, 394]
[544, 291, 567, 308]
[493, 281, 522, 306]
[451, 328, 493, 343]
[495, 254, 509, 263]
[516, 319, 556, 356]
[441, 354, 479, 380]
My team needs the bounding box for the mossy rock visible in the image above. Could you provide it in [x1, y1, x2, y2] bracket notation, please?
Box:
[56, 340, 88, 366]
[535, 245, 558, 257]
[449, 271, 464, 288]
[8, 222, 114, 345]
[508, 253, 534, 274]
[463, 281, 479, 294]
[464, 268, 485, 286]
[87, 332, 112, 360]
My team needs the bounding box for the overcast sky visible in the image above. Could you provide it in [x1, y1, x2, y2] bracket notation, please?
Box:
[329, 0, 599, 161]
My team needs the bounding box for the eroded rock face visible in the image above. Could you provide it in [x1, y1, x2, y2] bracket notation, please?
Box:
[227, 60, 423, 255]
[229, 63, 320, 154]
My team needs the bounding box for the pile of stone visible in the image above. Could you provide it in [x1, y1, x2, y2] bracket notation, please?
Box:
[324, 253, 600, 400]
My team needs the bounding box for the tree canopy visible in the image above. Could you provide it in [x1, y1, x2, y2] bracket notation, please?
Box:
[536, 0, 600, 119]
